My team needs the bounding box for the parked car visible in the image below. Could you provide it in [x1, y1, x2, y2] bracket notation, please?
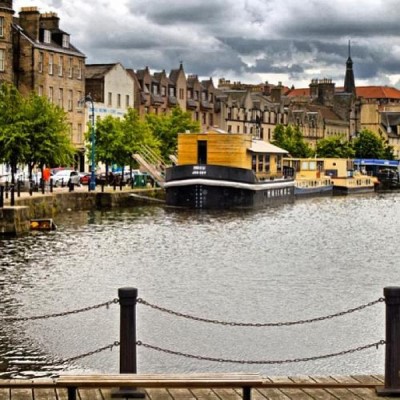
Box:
[51, 170, 81, 187]
[79, 172, 91, 185]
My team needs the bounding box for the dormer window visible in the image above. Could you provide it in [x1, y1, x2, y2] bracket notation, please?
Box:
[62, 34, 69, 48]
[43, 30, 51, 44]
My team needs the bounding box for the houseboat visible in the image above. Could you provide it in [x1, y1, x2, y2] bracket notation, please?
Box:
[322, 158, 378, 195]
[283, 158, 333, 197]
[354, 159, 400, 191]
[164, 130, 295, 209]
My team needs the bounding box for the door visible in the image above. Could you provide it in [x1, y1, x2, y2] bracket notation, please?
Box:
[197, 140, 207, 164]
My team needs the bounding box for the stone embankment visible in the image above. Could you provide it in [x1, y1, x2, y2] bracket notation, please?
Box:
[0, 186, 165, 235]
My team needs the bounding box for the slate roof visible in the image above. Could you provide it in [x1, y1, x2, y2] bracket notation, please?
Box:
[85, 64, 117, 79]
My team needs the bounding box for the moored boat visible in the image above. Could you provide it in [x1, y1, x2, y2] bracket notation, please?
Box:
[283, 158, 333, 197]
[164, 130, 295, 209]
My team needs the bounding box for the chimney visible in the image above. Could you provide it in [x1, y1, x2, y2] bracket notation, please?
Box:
[0, 1, 13, 10]
[317, 78, 335, 107]
[309, 79, 319, 98]
[19, 7, 40, 41]
[271, 82, 283, 103]
[40, 12, 59, 30]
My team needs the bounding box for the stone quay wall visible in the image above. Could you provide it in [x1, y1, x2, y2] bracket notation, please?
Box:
[0, 188, 164, 235]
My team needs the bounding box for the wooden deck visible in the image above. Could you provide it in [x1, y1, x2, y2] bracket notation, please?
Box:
[0, 375, 393, 400]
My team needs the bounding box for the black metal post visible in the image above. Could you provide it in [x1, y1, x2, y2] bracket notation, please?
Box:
[377, 287, 400, 396]
[112, 287, 144, 398]
[41, 178, 45, 194]
[50, 179, 53, 193]
[29, 181, 33, 196]
[5, 182, 8, 199]
[17, 180, 21, 197]
[10, 185, 15, 206]
[0, 186, 3, 208]
[101, 182, 104, 193]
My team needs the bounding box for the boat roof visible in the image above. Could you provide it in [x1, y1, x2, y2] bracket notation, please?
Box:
[354, 159, 399, 167]
[249, 140, 289, 154]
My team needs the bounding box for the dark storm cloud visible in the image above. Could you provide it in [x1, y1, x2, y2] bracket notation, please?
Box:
[14, 0, 400, 87]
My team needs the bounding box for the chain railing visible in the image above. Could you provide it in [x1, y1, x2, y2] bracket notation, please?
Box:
[2, 286, 400, 396]
[137, 297, 385, 327]
[1, 298, 119, 322]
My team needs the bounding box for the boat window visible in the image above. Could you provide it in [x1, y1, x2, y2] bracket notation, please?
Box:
[265, 155, 270, 172]
[258, 155, 263, 172]
[252, 155, 257, 172]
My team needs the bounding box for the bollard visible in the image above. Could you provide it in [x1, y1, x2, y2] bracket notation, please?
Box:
[0, 186, 3, 208]
[101, 182, 105, 193]
[41, 178, 45, 194]
[377, 287, 400, 396]
[113, 181, 117, 191]
[29, 181, 33, 196]
[112, 287, 144, 398]
[17, 180, 21, 197]
[5, 182, 8, 199]
[120, 181, 123, 191]
[50, 179, 53, 193]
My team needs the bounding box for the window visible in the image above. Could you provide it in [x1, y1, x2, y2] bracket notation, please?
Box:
[58, 88, 63, 108]
[58, 56, 63, 76]
[62, 34, 69, 48]
[38, 52, 43, 73]
[49, 54, 54, 75]
[0, 17, 4, 38]
[77, 60, 82, 79]
[38, 85, 43, 96]
[43, 30, 51, 43]
[0, 49, 4, 71]
[77, 124, 82, 143]
[179, 88, 184, 100]
[161, 86, 166, 96]
[152, 85, 158, 95]
[265, 155, 270, 172]
[202, 113, 206, 125]
[117, 94, 121, 107]
[48, 86, 53, 103]
[68, 90, 73, 111]
[108, 92, 112, 106]
[68, 57, 73, 78]
[126, 95, 130, 107]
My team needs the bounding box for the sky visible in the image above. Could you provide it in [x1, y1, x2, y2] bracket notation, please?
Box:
[13, 0, 400, 89]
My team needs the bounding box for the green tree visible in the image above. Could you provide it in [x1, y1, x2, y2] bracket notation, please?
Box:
[146, 107, 200, 160]
[0, 83, 29, 184]
[316, 136, 355, 158]
[353, 129, 388, 159]
[272, 124, 313, 157]
[24, 92, 75, 179]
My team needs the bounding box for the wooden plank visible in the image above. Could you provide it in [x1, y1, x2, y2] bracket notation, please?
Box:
[331, 375, 391, 400]
[267, 377, 313, 400]
[190, 388, 221, 400]
[351, 375, 382, 385]
[9, 388, 33, 400]
[78, 388, 103, 400]
[255, 387, 290, 400]
[146, 388, 174, 400]
[312, 376, 363, 400]
[32, 389, 57, 400]
[288, 376, 337, 400]
[0, 389, 10, 400]
[166, 388, 196, 400]
[55, 388, 69, 400]
[212, 388, 242, 400]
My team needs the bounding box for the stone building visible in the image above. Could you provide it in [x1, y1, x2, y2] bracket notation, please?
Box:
[85, 63, 135, 119]
[0, 1, 87, 170]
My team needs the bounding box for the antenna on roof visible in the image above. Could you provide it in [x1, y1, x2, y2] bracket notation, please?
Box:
[348, 39, 351, 58]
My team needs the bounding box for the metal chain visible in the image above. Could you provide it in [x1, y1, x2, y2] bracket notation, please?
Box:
[137, 297, 385, 327]
[62, 341, 120, 363]
[2, 298, 119, 322]
[136, 340, 386, 365]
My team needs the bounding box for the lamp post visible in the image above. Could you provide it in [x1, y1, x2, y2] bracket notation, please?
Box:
[81, 94, 96, 191]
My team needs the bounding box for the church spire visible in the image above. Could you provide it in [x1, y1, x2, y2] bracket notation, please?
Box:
[344, 40, 355, 94]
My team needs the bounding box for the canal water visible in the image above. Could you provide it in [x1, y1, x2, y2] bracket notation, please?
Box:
[0, 192, 399, 378]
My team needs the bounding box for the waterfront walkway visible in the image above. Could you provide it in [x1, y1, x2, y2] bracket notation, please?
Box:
[0, 375, 391, 400]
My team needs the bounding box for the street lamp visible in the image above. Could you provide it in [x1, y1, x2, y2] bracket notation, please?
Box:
[80, 94, 96, 191]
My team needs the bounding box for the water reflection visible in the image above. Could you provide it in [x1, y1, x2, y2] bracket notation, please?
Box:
[0, 193, 399, 377]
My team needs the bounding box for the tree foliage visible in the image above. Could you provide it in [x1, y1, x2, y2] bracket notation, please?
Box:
[272, 124, 313, 157]
[353, 129, 393, 159]
[0, 83, 74, 182]
[316, 136, 355, 158]
[145, 107, 200, 160]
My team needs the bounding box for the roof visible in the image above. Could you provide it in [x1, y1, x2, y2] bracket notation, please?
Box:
[286, 85, 400, 100]
[85, 64, 117, 79]
[249, 140, 289, 154]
